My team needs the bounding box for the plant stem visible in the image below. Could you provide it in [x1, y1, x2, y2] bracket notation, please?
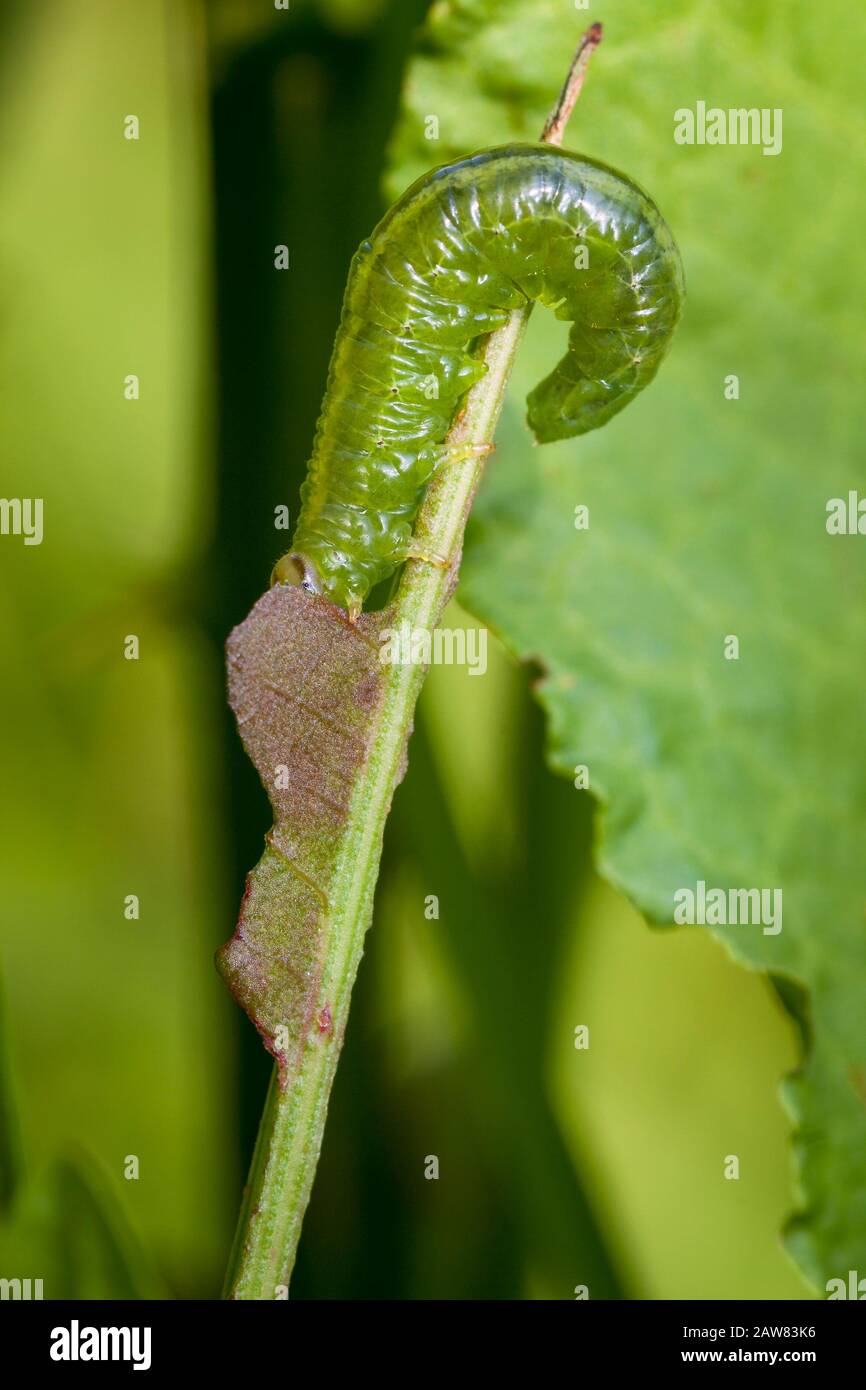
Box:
[541, 21, 603, 144]
[224, 23, 603, 1300]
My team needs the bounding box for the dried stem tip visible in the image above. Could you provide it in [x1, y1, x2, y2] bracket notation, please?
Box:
[541, 21, 604, 147]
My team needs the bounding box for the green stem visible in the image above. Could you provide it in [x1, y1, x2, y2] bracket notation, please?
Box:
[223, 23, 603, 1300]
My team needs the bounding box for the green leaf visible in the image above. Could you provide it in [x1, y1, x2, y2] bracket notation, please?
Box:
[386, 0, 866, 1290]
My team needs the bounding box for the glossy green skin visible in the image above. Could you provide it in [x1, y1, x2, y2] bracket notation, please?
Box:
[282, 143, 685, 614]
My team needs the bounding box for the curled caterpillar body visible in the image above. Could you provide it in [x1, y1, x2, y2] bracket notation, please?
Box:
[276, 143, 685, 616]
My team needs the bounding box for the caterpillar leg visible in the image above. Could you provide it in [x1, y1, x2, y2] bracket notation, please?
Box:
[396, 446, 493, 573]
[436, 441, 494, 469]
[399, 541, 450, 568]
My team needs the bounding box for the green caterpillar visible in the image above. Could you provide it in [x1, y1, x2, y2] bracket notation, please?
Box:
[273, 143, 684, 618]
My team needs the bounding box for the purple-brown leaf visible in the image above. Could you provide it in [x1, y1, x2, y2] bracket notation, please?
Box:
[216, 585, 400, 1087]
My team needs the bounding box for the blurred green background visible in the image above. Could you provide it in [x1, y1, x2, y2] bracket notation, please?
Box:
[0, 0, 811, 1299]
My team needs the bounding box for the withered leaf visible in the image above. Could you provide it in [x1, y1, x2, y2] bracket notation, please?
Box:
[216, 586, 400, 1088]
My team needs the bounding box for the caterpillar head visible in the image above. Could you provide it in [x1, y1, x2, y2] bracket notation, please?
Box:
[270, 551, 323, 597]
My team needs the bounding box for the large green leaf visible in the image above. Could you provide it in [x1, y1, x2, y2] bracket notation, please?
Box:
[386, 0, 866, 1290]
